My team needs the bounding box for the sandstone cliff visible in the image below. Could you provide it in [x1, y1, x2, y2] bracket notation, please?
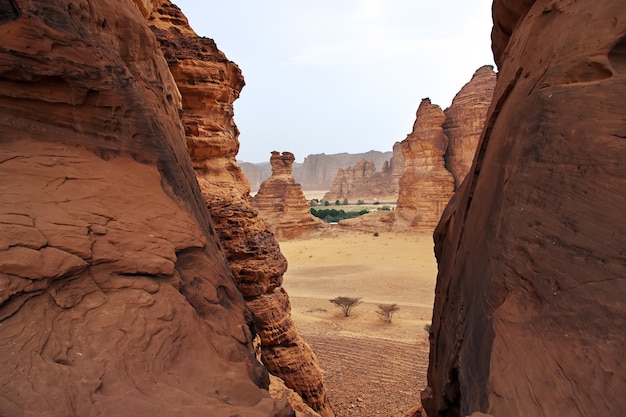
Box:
[296, 150, 393, 191]
[252, 152, 328, 239]
[148, 4, 333, 416]
[443, 65, 497, 189]
[0, 1, 292, 416]
[394, 99, 456, 230]
[424, 1, 626, 416]
[323, 142, 403, 203]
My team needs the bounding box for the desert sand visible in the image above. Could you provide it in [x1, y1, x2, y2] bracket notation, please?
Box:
[280, 230, 438, 416]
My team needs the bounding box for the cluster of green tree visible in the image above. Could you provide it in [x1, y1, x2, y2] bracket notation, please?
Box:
[310, 208, 369, 223]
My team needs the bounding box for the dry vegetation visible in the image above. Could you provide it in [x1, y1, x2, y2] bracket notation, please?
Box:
[280, 231, 437, 417]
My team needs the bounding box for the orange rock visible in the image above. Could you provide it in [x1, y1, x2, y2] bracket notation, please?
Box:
[425, 1, 626, 416]
[395, 99, 456, 230]
[0, 1, 292, 415]
[149, 5, 334, 416]
[443, 66, 497, 189]
[322, 143, 403, 203]
[253, 151, 328, 239]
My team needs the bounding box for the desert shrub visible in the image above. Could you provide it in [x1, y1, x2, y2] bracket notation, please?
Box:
[310, 208, 369, 223]
[377, 304, 400, 323]
[379, 206, 391, 211]
[329, 296, 362, 317]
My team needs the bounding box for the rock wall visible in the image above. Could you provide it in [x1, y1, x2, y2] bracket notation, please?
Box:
[296, 150, 393, 191]
[148, 4, 333, 416]
[0, 1, 293, 416]
[323, 142, 403, 203]
[443, 66, 497, 189]
[252, 151, 328, 239]
[424, 1, 626, 416]
[394, 99, 456, 230]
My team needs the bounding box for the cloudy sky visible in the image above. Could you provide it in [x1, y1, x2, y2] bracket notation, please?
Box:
[173, 1, 496, 163]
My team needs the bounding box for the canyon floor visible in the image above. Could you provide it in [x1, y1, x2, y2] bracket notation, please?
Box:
[280, 231, 437, 417]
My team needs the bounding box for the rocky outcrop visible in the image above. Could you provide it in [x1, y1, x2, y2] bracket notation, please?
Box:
[394, 99, 456, 230]
[424, 1, 626, 416]
[252, 152, 328, 239]
[323, 142, 404, 203]
[296, 150, 393, 191]
[0, 1, 293, 416]
[149, 5, 333, 416]
[443, 66, 497, 189]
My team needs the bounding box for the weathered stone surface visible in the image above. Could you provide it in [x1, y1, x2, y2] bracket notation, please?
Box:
[149, 6, 333, 415]
[253, 152, 328, 239]
[296, 150, 393, 191]
[425, 1, 626, 416]
[323, 142, 403, 203]
[394, 99, 455, 230]
[0, 1, 293, 415]
[443, 66, 497, 189]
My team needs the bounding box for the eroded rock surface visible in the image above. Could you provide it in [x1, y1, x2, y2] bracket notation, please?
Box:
[323, 142, 403, 203]
[149, 5, 333, 415]
[394, 99, 455, 230]
[443, 66, 497, 189]
[0, 1, 292, 415]
[425, 1, 626, 416]
[252, 151, 328, 239]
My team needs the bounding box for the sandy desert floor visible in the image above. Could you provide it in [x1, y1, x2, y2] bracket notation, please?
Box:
[279, 230, 438, 417]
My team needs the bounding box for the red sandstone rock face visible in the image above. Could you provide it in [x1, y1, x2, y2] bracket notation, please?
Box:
[425, 1, 626, 416]
[443, 66, 497, 189]
[395, 99, 456, 230]
[0, 1, 293, 416]
[149, 5, 333, 415]
[252, 152, 328, 239]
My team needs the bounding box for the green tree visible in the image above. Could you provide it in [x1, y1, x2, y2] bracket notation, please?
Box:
[324, 200, 330, 206]
[335, 199, 340, 206]
[329, 296, 363, 317]
[342, 198, 349, 205]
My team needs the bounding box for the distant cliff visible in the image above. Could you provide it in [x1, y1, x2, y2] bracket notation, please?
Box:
[322, 142, 404, 203]
[240, 150, 393, 193]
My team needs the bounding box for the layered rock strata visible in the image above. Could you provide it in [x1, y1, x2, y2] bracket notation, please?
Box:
[148, 4, 333, 416]
[0, 1, 293, 416]
[394, 99, 456, 230]
[252, 151, 328, 239]
[424, 1, 626, 416]
[323, 141, 404, 203]
[443, 65, 497, 189]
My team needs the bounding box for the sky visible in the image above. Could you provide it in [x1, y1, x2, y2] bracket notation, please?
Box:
[173, 1, 496, 163]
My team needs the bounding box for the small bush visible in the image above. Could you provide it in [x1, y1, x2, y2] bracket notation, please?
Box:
[377, 304, 400, 323]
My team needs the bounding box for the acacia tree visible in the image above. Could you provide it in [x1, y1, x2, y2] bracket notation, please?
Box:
[329, 296, 362, 317]
[376, 303, 400, 323]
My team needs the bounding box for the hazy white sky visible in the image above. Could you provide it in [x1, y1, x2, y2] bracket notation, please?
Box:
[173, 1, 495, 163]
